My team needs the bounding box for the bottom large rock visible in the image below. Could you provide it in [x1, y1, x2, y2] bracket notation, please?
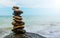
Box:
[4, 32, 46, 38]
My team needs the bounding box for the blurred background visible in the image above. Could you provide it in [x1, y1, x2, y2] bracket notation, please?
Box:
[0, 0, 60, 38]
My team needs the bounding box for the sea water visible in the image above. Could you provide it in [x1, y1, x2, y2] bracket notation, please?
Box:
[0, 16, 60, 38]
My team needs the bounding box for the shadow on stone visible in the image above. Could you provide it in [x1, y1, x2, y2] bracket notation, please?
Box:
[4, 32, 46, 38]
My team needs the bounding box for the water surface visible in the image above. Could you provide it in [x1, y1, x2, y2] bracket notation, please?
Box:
[0, 16, 60, 38]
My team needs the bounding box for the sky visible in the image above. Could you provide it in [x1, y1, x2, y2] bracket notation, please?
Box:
[0, 0, 60, 16]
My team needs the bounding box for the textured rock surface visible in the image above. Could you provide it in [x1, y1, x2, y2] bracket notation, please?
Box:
[4, 32, 46, 38]
[12, 6, 26, 34]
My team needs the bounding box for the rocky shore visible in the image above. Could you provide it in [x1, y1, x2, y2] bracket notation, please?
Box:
[4, 32, 46, 38]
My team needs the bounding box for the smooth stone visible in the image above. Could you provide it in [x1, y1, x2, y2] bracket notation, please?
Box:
[13, 6, 19, 9]
[4, 32, 46, 38]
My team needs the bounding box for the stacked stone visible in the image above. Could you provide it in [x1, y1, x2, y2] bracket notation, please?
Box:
[12, 6, 26, 34]
[4, 6, 46, 38]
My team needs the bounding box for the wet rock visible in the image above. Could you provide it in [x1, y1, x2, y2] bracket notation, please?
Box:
[4, 32, 46, 38]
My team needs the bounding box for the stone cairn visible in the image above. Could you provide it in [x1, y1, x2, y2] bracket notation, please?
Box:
[4, 6, 46, 38]
[12, 6, 26, 34]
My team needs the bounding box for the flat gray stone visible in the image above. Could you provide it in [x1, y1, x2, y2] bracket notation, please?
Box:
[4, 32, 46, 38]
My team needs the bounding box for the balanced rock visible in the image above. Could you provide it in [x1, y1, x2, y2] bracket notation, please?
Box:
[4, 6, 46, 38]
